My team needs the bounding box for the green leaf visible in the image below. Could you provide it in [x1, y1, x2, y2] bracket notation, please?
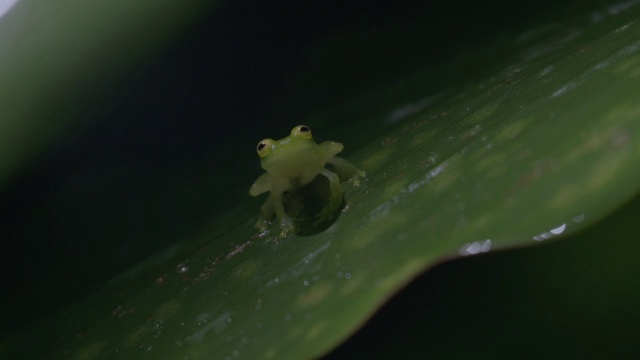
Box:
[4, 3, 640, 360]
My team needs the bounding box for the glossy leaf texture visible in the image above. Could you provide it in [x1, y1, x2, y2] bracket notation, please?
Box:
[4, 2, 640, 360]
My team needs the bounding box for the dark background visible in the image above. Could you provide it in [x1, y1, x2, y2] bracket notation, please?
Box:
[2, 1, 632, 357]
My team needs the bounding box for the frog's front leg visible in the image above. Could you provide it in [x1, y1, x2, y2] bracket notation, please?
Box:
[319, 169, 344, 218]
[255, 194, 274, 232]
[271, 190, 294, 238]
[328, 157, 366, 186]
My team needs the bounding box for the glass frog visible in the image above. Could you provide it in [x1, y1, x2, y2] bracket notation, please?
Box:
[249, 125, 365, 238]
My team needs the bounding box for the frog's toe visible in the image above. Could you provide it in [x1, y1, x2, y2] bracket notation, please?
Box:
[349, 170, 366, 187]
[277, 216, 295, 238]
[278, 228, 290, 238]
[255, 218, 269, 232]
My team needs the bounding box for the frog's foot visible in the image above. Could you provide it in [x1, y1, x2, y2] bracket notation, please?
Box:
[314, 195, 343, 224]
[277, 216, 295, 238]
[255, 218, 270, 233]
[348, 169, 366, 187]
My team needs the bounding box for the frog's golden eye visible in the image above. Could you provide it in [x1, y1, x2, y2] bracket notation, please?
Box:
[291, 125, 312, 139]
[257, 138, 273, 158]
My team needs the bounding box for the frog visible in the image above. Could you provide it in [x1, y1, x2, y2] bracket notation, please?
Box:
[249, 125, 365, 238]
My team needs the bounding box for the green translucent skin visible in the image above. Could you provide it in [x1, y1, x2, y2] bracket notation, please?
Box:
[250, 125, 365, 237]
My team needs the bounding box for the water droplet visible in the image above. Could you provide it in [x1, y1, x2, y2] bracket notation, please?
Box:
[540, 65, 555, 76]
[285, 314, 292, 321]
[460, 241, 481, 255]
[176, 262, 189, 274]
[336, 271, 343, 278]
[303, 280, 309, 286]
[469, 242, 480, 253]
[480, 239, 492, 252]
[227, 317, 232, 323]
[344, 272, 352, 280]
[550, 223, 566, 235]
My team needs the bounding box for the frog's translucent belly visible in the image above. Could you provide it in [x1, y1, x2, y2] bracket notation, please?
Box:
[263, 147, 326, 184]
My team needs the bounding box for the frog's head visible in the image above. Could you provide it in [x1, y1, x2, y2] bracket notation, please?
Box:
[256, 125, 316, 173]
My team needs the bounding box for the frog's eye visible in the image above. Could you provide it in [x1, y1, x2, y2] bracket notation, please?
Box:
[257, 138, 273, 158]
[291, 125, 312, 139]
